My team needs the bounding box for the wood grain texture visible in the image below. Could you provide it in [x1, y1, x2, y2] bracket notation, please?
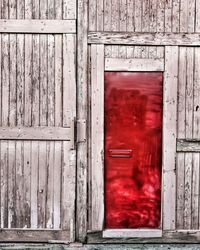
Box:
[163, 46, 178, 230]
[91, 44, 104, 231]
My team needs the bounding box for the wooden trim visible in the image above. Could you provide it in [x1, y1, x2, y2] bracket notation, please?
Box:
[88, 32, 200, 46]
[0, 229, 69, 242]
[0, 127, 72, 141]
[103, 229, 162, 238]
[76, 0, 88, 242]
[0, 19, 76, 33]
[177, 139, 200, 152]
[162, 46, 178, 230]
[87, 230, 200, 243]
[91, 44, 105, 231]
[105, 58, 164, 71]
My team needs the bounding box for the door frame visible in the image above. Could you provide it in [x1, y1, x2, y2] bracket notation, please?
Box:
[90, 44, 178, 238]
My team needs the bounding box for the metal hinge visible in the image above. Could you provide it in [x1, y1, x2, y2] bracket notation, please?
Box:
[76, 119, 86, 144]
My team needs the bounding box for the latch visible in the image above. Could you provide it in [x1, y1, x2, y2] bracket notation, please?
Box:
[76, 119, 86, 143]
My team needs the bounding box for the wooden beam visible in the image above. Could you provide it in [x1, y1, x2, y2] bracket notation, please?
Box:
[177, 139, 200, 152]
[0, 127, 72, 141]
[0, 229, 69, 242]
[0, 19, 76, 33]
[88, 32, 200, 46]
[76, 0, 88, 243]
[163, 46, 178, 230]
[103, 229, 162, 238]
[91, 44, 104, 231]
[105, 58, 164, 71]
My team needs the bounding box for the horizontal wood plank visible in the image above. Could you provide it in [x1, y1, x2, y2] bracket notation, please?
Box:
[0, 20, 76, 34]
[105, 58, 164, 71]
[87, 230, 200, 243]
[177, 139, 200, 152]
[103, 229, 162, 238]
[0, 127, 72, 141]
[0, 229, 69, 242]
[88, 32, 200, 46]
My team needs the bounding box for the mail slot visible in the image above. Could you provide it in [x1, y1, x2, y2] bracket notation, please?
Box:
[105, 72, 163, 229]
[109, 149, 133, 158]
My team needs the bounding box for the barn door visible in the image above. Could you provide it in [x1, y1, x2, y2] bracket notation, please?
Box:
[0, 1, 76, 243]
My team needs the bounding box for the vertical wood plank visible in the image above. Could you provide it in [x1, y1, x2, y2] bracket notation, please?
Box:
[165, 0, 173, 32]
[15, 141, 24, 228]
[97, 0, 104, 31]
[176, 47, 187, 229]
[191, 153, 199, 229]
[184, 153, 192, 229]
[193, 47, 200, 139]
[104, 0, 112, 31]
[8, 141, 16, 228]
[188, 0, 195, 32]
[163, 46, 178, 230]
[185, 48, 194, 139]
[91, 44, 104, 231]
[63, 0, 76, 19]
[1, 141, 8, 228]
[196, 0, 200, 32]
[111, 0, 119, 57]
[77, 0, 88, 241]
[88, 0, 96, 31]
[38, 142, 47, 228]
[172, 0, 180, 32]
[30, 141, 38, 228]
[180, 0, 188, 32]
[119, 0, 127, 58]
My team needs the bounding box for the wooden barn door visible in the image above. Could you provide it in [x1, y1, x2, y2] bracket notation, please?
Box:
[0, 0, 76, 243]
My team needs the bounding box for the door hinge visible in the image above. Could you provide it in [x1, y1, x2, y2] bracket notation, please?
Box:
[76, 119, 86, 144]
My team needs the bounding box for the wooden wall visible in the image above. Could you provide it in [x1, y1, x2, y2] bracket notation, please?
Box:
[89, 0, 200, 32]
[0, 0, 77, 242]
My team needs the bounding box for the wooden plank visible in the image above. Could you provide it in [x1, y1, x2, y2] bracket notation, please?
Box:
[163, 46, 178, 230]
[0, 127, 72, 140]
[97, 0, 104, 31]
[62, 143, 76, 241]
[126, 0, 134, 32]
[177, 140, 200, 152]
[91, 44, 104, 231]
[193, 47, 200, 139]
[54, 142, 62, 229]
[0, 20, 76, 33]
[188, 0, 195, 32]
[180, 0, 188, 32]
[104, 0, 112, 31]
[184, 153, 192, 229]
[7, 141, 16, 228]
[191, 153, 199, 229]
[88, 32, 200, 46]
[196, 0, 200, 32]
[165, 0, 172, 32]
[185, 48, 194, 139]
[172, 0, 180, 32]
[30, 141, 38, 229]
[0, 229, 70, 242]
[88, 0, 96, 31]
[1, 141, 8, 228]
[77, 0, 88, 242]
[87, 230, 200, 243]
[103, 229, 162, 238]
[1, 34, 9, 127]
[63, 0, 76, 19]
[105, 58, 164, 71]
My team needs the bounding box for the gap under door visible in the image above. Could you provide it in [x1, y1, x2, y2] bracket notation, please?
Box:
[104, 72, 163, 229]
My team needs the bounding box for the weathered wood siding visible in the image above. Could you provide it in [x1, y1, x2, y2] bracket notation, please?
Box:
[176, 47, 200, 230]
[89, 0, 199, 32]
[0, 0, 77, 242]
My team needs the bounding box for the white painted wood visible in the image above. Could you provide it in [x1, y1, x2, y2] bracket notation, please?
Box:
[103, 229, 162, 238]
[88, 32, 200, 46]
[91, 44, 104, 231]
[0, 20, 76, 33]
[163, 46, 178, 230]
[0, 127, 72, 141]
[105, 58, 164, 71]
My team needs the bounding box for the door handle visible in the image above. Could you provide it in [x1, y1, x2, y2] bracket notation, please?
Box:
[109, 149, 133, 158]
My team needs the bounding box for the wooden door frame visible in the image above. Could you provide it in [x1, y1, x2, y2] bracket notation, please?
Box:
[90, 44, 178, 239]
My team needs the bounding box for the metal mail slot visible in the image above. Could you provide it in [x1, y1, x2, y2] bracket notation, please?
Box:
[109, 149, 133, 158]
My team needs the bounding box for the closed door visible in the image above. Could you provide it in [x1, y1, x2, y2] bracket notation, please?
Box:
[105, 72, 163, 229]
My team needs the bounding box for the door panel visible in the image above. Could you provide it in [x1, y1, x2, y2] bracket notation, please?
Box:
[105, 72, 163, 229]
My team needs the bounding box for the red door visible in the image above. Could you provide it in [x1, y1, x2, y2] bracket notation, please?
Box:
[105, 72, 163, 229]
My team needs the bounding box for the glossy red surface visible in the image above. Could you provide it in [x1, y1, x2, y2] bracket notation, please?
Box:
[105, 72, 163, 229]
